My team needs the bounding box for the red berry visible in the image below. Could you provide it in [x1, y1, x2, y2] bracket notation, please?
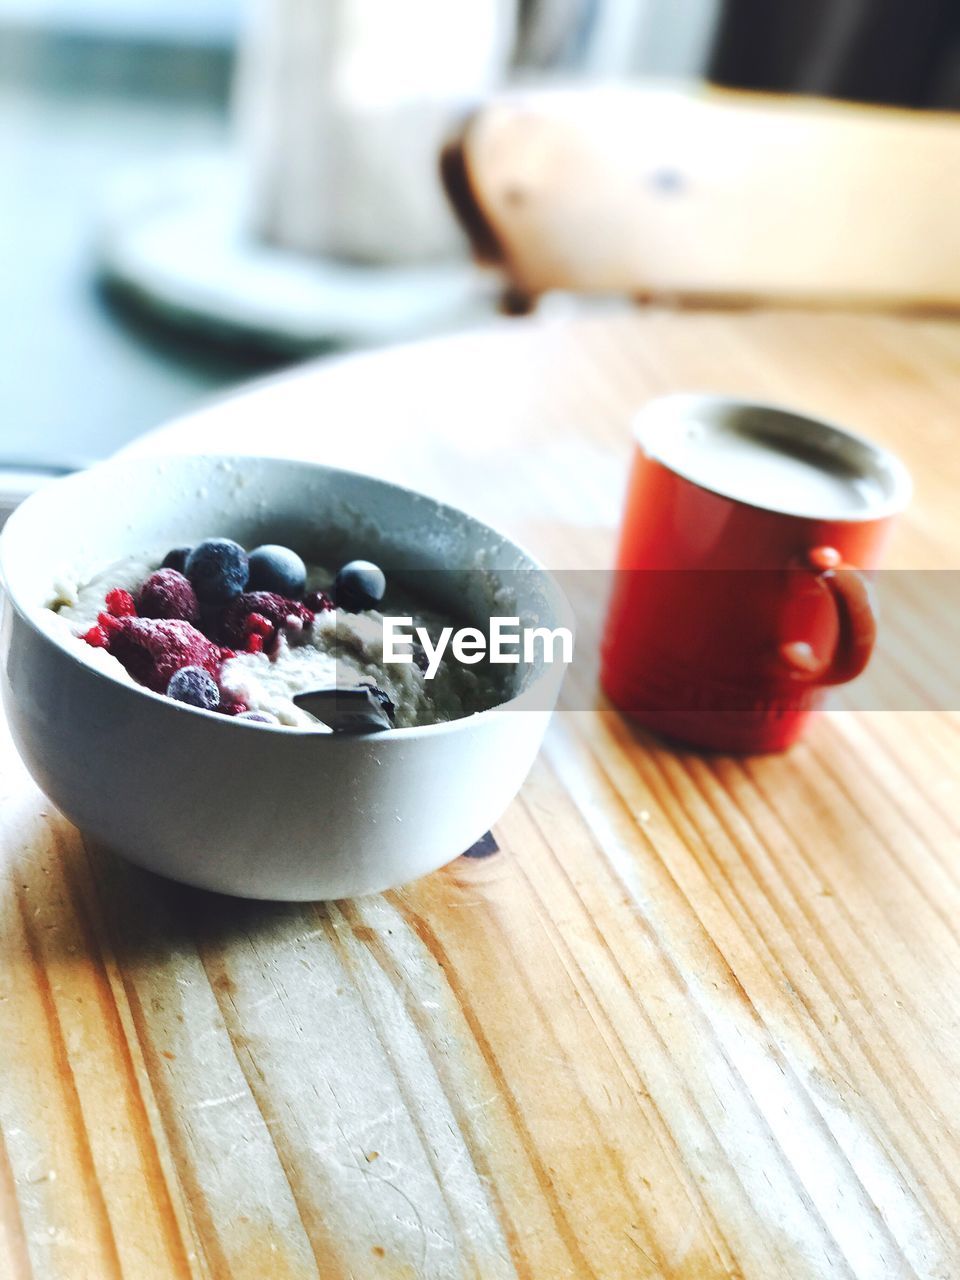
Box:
[245, 612, 273, 639]
[245, 633, 265, 655]
[97, 612, 124, 636]
[220, 592, 314, 648]
[137, 569, 200, 623]
[304, 590, 334, 613]
[105, 588, 136, 617]
[82, 625, 108, 648]
[103, 617, 226, 693]
[219, 696, 249, 717]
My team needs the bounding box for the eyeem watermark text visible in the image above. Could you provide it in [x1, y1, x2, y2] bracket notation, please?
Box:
[383, 617, 574, 679]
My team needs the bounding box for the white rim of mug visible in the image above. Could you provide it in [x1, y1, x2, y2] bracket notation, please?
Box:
[633, 392, 913, 523]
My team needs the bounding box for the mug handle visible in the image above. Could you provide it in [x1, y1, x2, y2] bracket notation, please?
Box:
[778, 546, 877, 686]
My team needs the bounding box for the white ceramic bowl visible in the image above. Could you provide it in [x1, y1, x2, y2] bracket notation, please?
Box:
[0, 455, 568, 899]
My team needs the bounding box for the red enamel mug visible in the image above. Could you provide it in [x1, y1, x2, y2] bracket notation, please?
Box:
[601, 395, 911, 753]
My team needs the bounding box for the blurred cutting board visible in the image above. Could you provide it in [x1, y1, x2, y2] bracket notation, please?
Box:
[443, 84, 960, 308]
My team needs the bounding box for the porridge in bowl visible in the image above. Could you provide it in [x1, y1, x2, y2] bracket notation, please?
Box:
[49, 537, 503, 731]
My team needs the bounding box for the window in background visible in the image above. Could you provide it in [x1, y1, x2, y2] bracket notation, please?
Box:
[0, 0, 239, 44]
[0, 0, 286, 497]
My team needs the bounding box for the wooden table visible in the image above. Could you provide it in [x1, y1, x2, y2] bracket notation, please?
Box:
[3, 308, 959, 1279]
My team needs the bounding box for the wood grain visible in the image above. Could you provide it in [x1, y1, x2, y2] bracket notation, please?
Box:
[2, 307, 960, 1278]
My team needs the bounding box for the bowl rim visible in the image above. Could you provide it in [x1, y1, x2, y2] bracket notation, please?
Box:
[0, 452, 572, 741]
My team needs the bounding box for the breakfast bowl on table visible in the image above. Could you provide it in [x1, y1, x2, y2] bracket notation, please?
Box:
[0, 454, 569, 900]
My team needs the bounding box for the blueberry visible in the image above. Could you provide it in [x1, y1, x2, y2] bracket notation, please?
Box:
[247, 544, 306, 597]
[185, 538, 249, 604]
[161, 545, 192, 573]
[333, 560, 386, 612]
[166, 665, 220, 710]
[236, 710, 279, 725]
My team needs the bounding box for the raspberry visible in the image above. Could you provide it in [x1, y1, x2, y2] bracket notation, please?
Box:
[245, 613, 273, 639]
[81, 624, 108, 648]
[105, 588, 136, 617]
[241, 614, 273, 656]
[104, 617, 226, 693]
[220, 696, 249, 717]
[138, 569, 200, 623]
[220, 592, 314, 648]
[304, 590, 334, 613]
[97, 612, 125, 636]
